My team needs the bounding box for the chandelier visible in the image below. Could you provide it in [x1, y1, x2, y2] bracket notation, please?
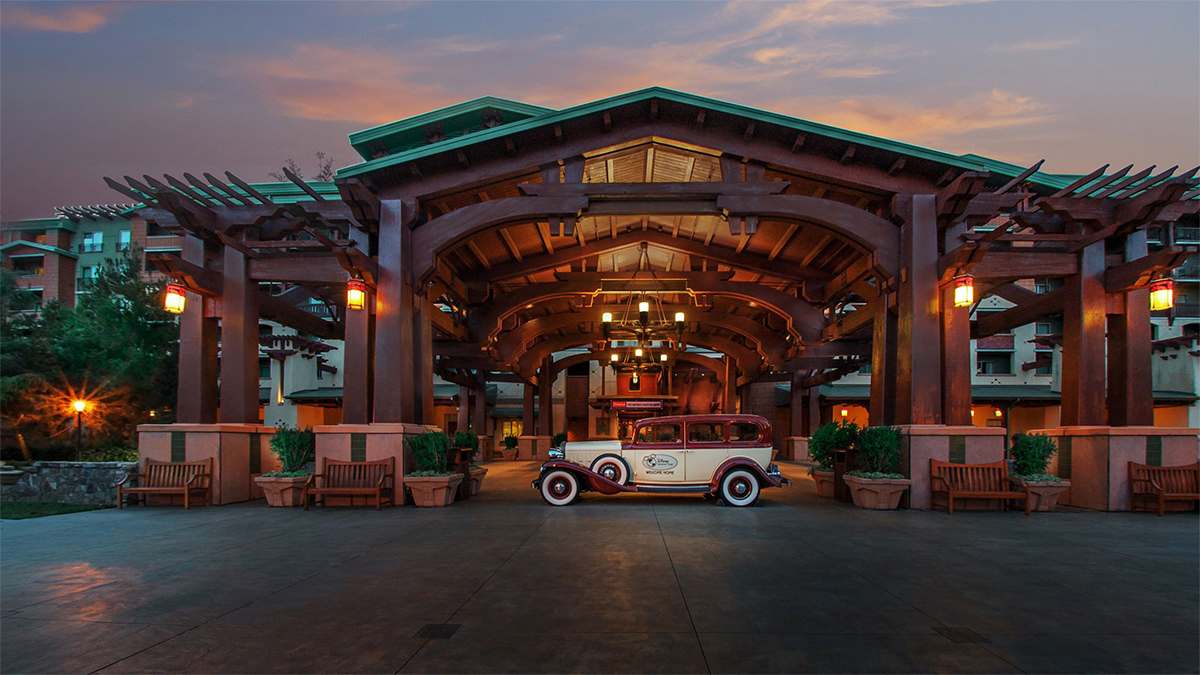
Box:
[600, 294, 686, 347]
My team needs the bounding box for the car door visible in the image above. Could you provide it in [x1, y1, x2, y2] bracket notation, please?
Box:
[684, 420, 728, 482]
[629, 421, 685, 484]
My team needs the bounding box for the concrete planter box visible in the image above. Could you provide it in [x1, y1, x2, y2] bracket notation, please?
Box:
[406, 474, 464, 507]
[501, 446, 519, 461]
[844, 475, 911, 510]
[254, 475, 307, 507]
[469, 465, 488, 496]
[1013, 477, 1071, 512]
[811, 468, 835, 498]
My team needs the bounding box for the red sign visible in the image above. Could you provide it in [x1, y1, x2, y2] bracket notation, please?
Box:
[611, 400, 663, 410]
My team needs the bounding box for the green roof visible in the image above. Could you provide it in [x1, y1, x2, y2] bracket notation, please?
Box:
[337, 87, 1069, 188]
[348, 96, 553, 161]
[775, 383, 1196, 404]
[0, 240, 77, 258]
[0, 217, 77, 232]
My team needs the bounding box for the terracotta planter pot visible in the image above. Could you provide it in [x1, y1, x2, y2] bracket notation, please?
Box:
[469, 465, 488, 496]
[811, 469, 835, 498]
[501, 447, 518, 461]
[254, 475, 308, 507]
[1013, 477, 1070, 512]
[843, 474, 911, 510]
[406, 474, 465, 508]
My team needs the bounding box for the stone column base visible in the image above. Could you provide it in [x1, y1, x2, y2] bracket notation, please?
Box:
[786, 436, 810, 463]
[517, 436, 554, 460]
[1030, 426, 1199, 511]
[896, 425, 1007, 510]
[137, 423, 276, 505]
[314, 423, 438, 506]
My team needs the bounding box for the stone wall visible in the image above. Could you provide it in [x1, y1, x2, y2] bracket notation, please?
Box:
[1, 461, 136, 505]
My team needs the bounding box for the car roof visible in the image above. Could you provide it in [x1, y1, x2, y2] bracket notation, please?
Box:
[634, 414, 770, 426]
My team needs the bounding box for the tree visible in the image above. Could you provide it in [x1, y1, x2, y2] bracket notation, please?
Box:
[269, 152, 335, 182]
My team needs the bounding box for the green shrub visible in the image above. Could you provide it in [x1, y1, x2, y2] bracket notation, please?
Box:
[552, 432, 568, 448]
[454, 430, 479, 451]
[1011, 433, 1057, 477]
[408, 432, 451, 475]
[503, 435, 519, 450]
[83, 445, 138, 462]
[852, 426, 902, 477]
[265, 426, 313, 476]
[808, 421, 859, 471]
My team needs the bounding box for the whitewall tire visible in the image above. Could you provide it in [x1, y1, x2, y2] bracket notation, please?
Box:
[720, 469, 760, 507]
[541, 470, 580, 506]
[590, 455, 629, 485]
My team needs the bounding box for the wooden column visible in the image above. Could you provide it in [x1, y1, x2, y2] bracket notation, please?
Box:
[869, 298, 897, 425]
[522, 383, 535, 434]
[723, 357, 738, 413]
[218, 245, 259, 423]
[471, 378, 487, 433]
[176, 234, 217, 423]
[373, 199, 415, 423]
[538, 356, 554, 436]
[806, 386, 822, 434]
[940, 282, 972, 425]
[789, 370, 805, 437]
[412, 290, 435, 425]
[1061, 240, 1108, 426]
[894, 194, 942, 425]
[1107, 232, 1154, 426]
[456, 385, 470, 432]
[341, 230, 373, 425]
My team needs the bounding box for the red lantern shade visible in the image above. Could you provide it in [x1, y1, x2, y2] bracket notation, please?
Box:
[1149, 277, 1174, 311]
[346, 278, 367, 311]
[163, 283, 187, 314]
[952, 274, 974, 308]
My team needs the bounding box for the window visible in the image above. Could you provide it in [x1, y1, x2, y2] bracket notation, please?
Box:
[730, 423, 761, 443]
[1035, 316, 1062, 336]
[77, 266, 99, 290]
[117, 230, 132, 252]
[258, 357, 271, 379]
[501, 420, 523, 438]
[80, 232, 103, 253]
[1034, 278, 1062, 295]
[688, 423, 724, 443]
[977, 352, 1013, 375]
[636, 424, 680, 444]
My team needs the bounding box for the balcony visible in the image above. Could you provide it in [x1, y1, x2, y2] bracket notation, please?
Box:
[1175, 225, 1199, 244]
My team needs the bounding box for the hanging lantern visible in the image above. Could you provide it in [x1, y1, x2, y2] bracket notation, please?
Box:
[634, 347, 644, 358]
[840, 408, 849, 418]
[1149, 277, 1174, 311]
[660, 353, 669, 362]
[601, 311, 613, 338]
[163, 283, 187, 314]
[638, 300, 650, 325]
[952, 274, 974, 308]
[993, 408, 1003, 418]
[346, 278, 367, 311]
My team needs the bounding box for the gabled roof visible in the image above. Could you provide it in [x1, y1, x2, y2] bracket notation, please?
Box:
[348, 96, 554, 161]
[336, 87, 1070, 189]
[0, 240, 77, 258]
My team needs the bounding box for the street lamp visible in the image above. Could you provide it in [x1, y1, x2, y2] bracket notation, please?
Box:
[71, 399, 88, 460]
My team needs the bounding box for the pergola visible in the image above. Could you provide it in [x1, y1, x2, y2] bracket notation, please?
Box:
[122, 88, 1198, 508]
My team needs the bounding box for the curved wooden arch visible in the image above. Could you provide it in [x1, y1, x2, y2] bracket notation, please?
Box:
[495, 304, 788, 367]
[413, 191, 899, 283]
[472, 278, 824, 344]
[518, 330, 761, 383]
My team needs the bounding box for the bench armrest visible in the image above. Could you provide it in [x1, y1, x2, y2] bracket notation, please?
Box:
[184, 472, 209, 487]
[113, 471, 139, 487]
[1147, 475, 1165, 493]
[930, 474, 948, 492]
[304, 474, 320, 488]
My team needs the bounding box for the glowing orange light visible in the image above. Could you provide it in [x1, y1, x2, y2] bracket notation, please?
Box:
[994, 408, 1003, 418]
[71, 399, 88, 413]
[953, 274, 974, 308]
[163, 283, 187, 314]
[346, 278, 367, 311]
[660, 353, 669, 362]
[1149, 278, 1174, 311]
[840, 408, 849, 418]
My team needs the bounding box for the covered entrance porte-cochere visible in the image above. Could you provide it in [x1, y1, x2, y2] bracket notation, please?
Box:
[121, 88, 1198, 508]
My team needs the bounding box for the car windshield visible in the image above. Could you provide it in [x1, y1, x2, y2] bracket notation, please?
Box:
[688, 423, 724, 443]
[637, 424, 680, 444]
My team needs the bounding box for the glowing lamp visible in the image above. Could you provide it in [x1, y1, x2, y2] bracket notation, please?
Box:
[660, 353, 669, 362]
[601, 312, 613, 323]
[1149, 278, 1174, 311]
[952, 274, 974, 308]
[970, 409, 975, 417]
[638, 301, 650, 313]
[674, 311, 685, 323]
[994, 408, 1003, 418]
[163, 283, 187, 314]
[72, 399, 87, 413]
[345, 278, 367, 311]
[610, 353, 619, 362]
[634, 347, 644, 358]
[840, 408, 849, 418]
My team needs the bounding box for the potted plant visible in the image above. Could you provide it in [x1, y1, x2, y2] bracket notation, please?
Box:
[844, 426, 910, 510]
[254, 426, 313, 507]
[808, 421, 858, 498]
[405, 432, 463, 507]
[1010, 433, 1069, 511]
[452, 430, 482, 499]
[502, 435, 519, 461]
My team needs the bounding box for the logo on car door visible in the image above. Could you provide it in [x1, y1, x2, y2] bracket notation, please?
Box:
[641, 454, 678, 471]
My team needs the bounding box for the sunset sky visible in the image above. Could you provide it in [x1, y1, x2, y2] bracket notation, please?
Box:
[2, 0, 1197, 220]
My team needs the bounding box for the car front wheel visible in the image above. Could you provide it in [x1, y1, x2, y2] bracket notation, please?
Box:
[720, 469, 760, 507]
[540, 470, 580, 506]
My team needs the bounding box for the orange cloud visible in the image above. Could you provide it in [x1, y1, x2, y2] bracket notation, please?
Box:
[1, 3, 121, 33]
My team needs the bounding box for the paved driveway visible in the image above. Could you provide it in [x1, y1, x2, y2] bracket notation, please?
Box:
[2, 462, 1197, 674]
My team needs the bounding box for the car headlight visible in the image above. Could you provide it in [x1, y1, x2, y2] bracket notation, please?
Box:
[766, 463, 782, 478]
[548, 448, 565, 460]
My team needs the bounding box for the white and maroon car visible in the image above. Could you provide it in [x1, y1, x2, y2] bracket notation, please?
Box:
[533, 414, 789, 507]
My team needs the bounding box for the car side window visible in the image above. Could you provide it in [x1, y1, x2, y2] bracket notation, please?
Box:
[688, 423, 724, 443]
[730, 422, 760, 443]
[637, 424, 681, 444]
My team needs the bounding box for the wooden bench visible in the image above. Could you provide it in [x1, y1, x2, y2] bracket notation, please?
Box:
[115, 458, 211, 509]
[1129, 462, 1200, 515]
[930, 459, 1030, 515]
[303, 457, 395, 510]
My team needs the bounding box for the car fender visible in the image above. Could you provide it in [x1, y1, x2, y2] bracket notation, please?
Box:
[709, 457, 788, 494]
[535, 460, 635, 495]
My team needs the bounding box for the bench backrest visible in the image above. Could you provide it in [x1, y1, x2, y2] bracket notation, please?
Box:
[930, 458, 1009, 492]
[322, 457, 394, 488]
[1129, 462, 1199, 494]
[143, 458, 211, 488]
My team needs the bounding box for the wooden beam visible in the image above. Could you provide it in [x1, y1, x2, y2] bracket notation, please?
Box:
[972, 288, 1064, 339]
[1104, 248, 1190, 293]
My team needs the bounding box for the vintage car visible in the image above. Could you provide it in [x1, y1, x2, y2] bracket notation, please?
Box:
[533, 414, 789, 507]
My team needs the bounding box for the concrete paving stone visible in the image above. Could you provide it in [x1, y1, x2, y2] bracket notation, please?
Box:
[983, 632, 1200, 674]
[1, 618, 189, 674]
[450, 586, 696, 634]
